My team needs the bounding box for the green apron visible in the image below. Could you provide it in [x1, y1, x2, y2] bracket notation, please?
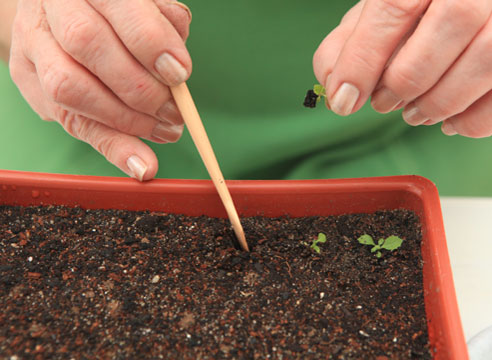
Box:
[1, 0, 491, 196]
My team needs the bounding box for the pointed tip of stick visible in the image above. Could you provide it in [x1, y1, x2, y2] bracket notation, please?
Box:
[238, 232, 250, 252]
[231, 221, 249, 252]
[171, 83, 249, 251]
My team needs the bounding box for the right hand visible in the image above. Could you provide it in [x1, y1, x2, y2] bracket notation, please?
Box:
[313, 0, 492, 138]
[9, 0, 192, 181]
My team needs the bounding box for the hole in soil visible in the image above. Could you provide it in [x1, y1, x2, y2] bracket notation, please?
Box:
[228, 231, 242, 251]
[225, 228, 254, 252]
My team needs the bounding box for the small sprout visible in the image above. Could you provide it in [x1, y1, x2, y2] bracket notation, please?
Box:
[357, 234, 403, 258]
[303, 84, 327, 108]
[310, 233, 327, 254]
[313, 84, 326, 97]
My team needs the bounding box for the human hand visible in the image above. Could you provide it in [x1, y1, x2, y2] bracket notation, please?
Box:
[9, 0, 192, 180]
[313, 0, 492, 138]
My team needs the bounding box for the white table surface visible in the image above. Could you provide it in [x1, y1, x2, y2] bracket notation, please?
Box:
[440, 197, 492, 343]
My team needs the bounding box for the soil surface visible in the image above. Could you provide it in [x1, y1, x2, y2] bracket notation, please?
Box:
[0, 205, 431, 359]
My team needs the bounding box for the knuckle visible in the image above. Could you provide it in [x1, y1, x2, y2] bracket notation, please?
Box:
[118, 78, 163, 114]
[94, 133, 123, 159]
[376, 0, 428, 19]
[122, 19, 153, 49]
[69, 116, 121, 158]
[57, 110, 79, 137]
[61, 16, 99, 56]
[386, 62, 427, 98]
[41, 63, 73, 104]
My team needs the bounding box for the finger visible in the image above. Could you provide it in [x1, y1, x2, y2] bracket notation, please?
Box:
[372, 0, 492, 113]
[9, 1, 52, 120]
[23, 18, 183, 143]
[60, 113, 159, 181]
[441, 90, 492, 138]
[43, 0, 181, 122]
[10, 54, 161, 181]
[87, 0, 192, 86]
[328, 0, 430, 116]
[9, 45, 53, 121]
[12, 45, 161, 180]
[155, 0, 192, 41]
[402, 16, 492, 127]
[313, 1, 365, 92]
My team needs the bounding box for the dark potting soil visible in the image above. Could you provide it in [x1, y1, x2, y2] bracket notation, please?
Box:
[303, 89, 319, 108]
[0, 205, 431, 359]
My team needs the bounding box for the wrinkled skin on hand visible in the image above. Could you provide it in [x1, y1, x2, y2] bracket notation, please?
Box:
[9, 0, 192, 180]
[314, 0, 492, 138]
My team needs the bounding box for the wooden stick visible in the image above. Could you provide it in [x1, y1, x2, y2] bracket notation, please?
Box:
[171, 83, 249, 252]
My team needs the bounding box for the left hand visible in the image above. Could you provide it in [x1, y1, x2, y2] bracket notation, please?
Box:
[313, 0, 492, 138]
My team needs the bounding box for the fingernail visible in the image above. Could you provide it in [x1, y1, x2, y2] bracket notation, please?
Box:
[441, 121, 457, 136]
[169, 1, 192, 21]
[151, 122, 183, 143]
[330, 82, 360, 116]
[126, 155, 147, 181]
[155, 52, 188, 86]
[402, 104, 429, 126]
[371, 87, 403, 113]
[156, 101, 180, 123]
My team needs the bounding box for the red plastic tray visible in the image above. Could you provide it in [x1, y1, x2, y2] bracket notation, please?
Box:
[0, 170, 468, 359]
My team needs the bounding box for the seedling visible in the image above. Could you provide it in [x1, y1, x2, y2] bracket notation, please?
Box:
[303, 84, 327, 108]
[357, 234, 403, 258]
[310, 233, 327, 253]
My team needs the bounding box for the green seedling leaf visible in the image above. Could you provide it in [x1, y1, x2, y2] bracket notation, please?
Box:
[316, 233, 327, 244]
[357, 234, 404, 258]
[381, 236, 403, 251]
[313, 84, 326, 97]
[310, 233, 327, 253]
[358, 234, 375, 246]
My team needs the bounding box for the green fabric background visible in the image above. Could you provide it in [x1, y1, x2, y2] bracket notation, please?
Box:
[0, 0, 491, 195]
